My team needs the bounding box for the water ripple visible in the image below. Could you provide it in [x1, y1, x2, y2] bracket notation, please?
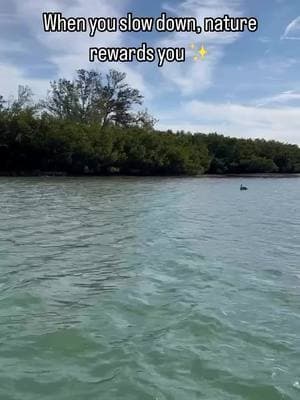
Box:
[0, 177, 299, 399]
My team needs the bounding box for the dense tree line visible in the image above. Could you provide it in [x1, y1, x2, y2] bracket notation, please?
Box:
[198, 133, 300, 174]
[0, 69, 299, 176]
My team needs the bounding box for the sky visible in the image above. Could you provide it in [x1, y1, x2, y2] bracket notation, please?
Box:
[0, 0, 300, 144]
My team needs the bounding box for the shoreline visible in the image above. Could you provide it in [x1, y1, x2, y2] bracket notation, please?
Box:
[1, 172, 300, 179]
[200, 173, 300, 178]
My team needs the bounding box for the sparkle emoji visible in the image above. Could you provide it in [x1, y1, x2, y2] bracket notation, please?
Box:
[190, 44, 208, 61]
[199, 45, 208, 59]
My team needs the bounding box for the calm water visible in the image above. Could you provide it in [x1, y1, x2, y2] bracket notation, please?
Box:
[0, 177, 299, 400]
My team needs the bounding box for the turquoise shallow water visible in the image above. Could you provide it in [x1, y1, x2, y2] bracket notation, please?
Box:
[0, 177, 299, 400]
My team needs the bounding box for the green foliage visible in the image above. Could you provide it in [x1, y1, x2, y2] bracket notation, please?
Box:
[238, 157, 279, 173]
[41, 69, 143, 127]
[0, 70, 299, 176]
[199, 134, 300, 174]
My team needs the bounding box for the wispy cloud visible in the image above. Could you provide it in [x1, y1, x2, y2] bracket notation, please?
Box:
[0, 63, 50, 98]
[0, 0, 150, 98]
[257, 36, 271, 44]
[256, 90, 300, 106]
[281, 16, 300, 40]
[156, 0, 242, 95]
[14, 0, 125, 77]
[1, 0, 300, 145]
[157, 100, 300, 144]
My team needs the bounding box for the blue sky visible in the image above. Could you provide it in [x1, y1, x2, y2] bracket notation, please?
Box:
[1, 0, 300, 143]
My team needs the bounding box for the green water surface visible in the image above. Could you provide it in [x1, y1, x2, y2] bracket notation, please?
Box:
[0, 177, 299, 399]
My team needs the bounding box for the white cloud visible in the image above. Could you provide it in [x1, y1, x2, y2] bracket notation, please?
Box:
[0, 0, 150, 98]
[157, 100, 300, 144]
[2, 0, 300, 145]
[0, 63, 50, 98]
[257, 36, 271, 44]
[282, 16, 300, 40]
[156, 0, 242, 95]
[256, 91, 300, 106]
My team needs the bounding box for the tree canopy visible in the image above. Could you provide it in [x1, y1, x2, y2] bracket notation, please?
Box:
[0, 69, 299, 176]
[42, 69, 145, 127]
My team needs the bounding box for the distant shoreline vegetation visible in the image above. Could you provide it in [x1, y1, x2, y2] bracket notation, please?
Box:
[0, 69, 299, 176]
